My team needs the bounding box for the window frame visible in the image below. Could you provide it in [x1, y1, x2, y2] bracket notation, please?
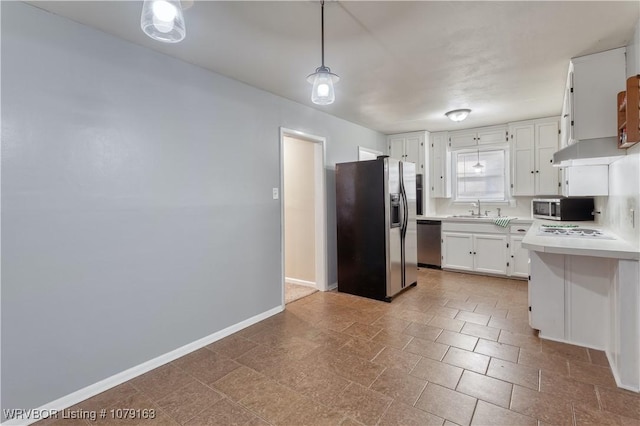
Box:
[451, 143, 511, 203]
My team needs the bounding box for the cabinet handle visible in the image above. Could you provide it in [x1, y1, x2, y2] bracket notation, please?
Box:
[518, 229, 526, 232]
[536, 170, 539, 173]
[473, 252, 477, 255]
[563, 114, 569, 118]
[530, 171, 534, 174]
[469, 251, 472, 254]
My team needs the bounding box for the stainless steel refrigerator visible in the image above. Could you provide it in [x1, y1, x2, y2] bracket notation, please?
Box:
[335, 156, 418, 302]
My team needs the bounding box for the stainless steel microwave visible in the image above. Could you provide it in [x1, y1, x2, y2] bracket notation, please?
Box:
[532, 197, 594, 221]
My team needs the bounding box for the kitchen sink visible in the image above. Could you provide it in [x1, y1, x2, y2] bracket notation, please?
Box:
[449, 215, 491, 219]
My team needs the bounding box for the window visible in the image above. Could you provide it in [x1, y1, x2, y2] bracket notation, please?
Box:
[454, 148, 508, 201]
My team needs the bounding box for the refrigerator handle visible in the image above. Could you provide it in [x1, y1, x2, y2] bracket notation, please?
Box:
[399, 162, 408, 288]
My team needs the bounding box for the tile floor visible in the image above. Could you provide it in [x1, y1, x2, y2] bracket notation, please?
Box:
[37, 268, 640, 425]
[284, 282, 318, 305]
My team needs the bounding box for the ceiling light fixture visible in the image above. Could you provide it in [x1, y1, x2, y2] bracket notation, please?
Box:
[141, 0, 186, 43]
[307, 0, 339, 105]
[472, 149, 484, 173]
[445, 108, 471, 122]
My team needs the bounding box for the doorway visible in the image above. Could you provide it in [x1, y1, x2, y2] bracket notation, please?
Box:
[280, 128, 327, 305]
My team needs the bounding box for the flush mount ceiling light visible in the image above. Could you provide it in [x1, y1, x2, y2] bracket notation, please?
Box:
[307, 0, 339, 105]
[141, 0, 186, 43]
[445, 108, 471, 122]
[472, 149, 484, 173]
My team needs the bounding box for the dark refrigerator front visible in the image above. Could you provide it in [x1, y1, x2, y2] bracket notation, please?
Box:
[336, 157, 417, 302]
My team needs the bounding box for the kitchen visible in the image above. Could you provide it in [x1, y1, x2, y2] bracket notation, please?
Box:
[2, 1, 640, 425]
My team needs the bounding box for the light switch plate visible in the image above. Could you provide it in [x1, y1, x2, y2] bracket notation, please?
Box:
[272, 188, 279, 200]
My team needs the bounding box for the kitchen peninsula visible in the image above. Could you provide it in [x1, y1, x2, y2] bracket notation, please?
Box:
[522, 221, 640, 391]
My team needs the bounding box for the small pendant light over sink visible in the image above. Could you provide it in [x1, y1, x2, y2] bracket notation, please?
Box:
[141, 0, 186, 43]
[307, 0, 339, 105]
[472, 149, 484, 173]
[445, 108, 471, 122]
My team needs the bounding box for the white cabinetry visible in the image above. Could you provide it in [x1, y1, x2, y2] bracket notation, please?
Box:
[449, 125, 507, 149]
[442, 231, 508, 275]
[561, 164, 609, 196]
[429, 132, 451, 198]
[441, 232, 473, 271]
[388, 132, 425, 173]
[508, 223, 531, 279]
[564, 47, 626, 145]
[509, 117, 560, 196]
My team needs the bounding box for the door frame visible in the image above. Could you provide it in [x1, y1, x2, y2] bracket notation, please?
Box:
[279, 127, 328, 307]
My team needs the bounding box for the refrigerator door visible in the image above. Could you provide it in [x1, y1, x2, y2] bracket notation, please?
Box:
[386, 158, 403, 298]
[402, 161, 418, 287]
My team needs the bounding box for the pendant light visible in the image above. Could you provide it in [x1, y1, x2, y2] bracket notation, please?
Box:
[141, 0, 186, 43]
[445, 108, 471, 122]
[307, 0, 339, 105]
[472, 149, 484, 173]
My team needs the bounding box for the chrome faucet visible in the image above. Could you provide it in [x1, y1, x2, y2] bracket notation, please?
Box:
[472, 199, 481, 216]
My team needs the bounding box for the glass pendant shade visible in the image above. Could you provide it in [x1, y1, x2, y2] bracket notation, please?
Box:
[472, 149, 484, 173]
[141, 0, 186, 43]
[307, 66, 339, 105]
[445, 108, 471, 122]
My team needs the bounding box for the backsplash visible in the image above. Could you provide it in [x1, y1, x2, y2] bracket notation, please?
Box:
[434, 197, 534, 218]
[603, 143, 640, 247]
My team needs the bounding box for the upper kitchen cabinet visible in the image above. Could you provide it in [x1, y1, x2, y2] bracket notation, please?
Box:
[388, 132, 425, 173]
[618, 75, 640, 148]
[565, 47, 626, 145]
[429, 132, 451, 198]
[509, 117, 560, 196]
[449, 125, 508, 149]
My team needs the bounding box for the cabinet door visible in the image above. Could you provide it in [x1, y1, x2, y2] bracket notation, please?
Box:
[430, 132, 449, 198]
[442, 232, 473, 271]
[509, 235, 529, 279]
[389, 137, 405, 161]
[449, 131, 477, 149]
[535, 120, 560, 196]
[510, 122, 535, 196]
[473, 234, 508, 275]
[404, 135, 423, 172]
[477, 127, 507, 145]
[560, 76, 573, 148]
[529, 252, 565, 339]
[563, 165, 609, 196]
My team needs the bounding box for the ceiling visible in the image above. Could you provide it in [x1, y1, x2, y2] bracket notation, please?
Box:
[28, 1, 640, 134]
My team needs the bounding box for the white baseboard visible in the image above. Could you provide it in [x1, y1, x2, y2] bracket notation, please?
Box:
[284, 277, 316, 288]
[327, 282, 338, 291]
[1, 305, 284, 426]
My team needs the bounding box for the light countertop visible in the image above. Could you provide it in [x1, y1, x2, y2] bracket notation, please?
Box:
[522, 220, 640, 261]
[417, 215, 533, 224]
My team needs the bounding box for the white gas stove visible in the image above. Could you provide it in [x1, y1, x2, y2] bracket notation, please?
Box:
[537, 226, 614, 239]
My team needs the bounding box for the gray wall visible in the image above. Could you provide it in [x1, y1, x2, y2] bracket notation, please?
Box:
[1, 2, 386, 413]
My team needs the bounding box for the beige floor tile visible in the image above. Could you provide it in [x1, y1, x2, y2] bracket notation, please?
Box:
[277, 398, 346, 426]
[403, 322, 443, 341]
[442, 347, 490, 374]
[428, 315, 465, 332]
[235, 344, 289, 373]
[486, 357, 539, 390]
[473, 305, 509, 319]
[307, 348, 385, 387]
[274, 364, 350, 406]
[238, 380, 305, 423]
[371, 329, 413, 350]
[212, 366, 270, 402]
[342, 322, 383, 340]
[328, 382, 392, 426]
[410, 356, 463, 389]
[173, 348, 241, 386]
[415, 382, 477, 426]
[517, 347, 570, 376]
[76, 383, 139, 412]
[370, 367, 428, 406]
[488, 317, 532, 335]
[498, 329, 541, 352]
[445, 299, 478, 312]
[435, 330, 478, 351]
[460, 322, 501, 341]
[569, 359, 619, 388]
[510, 384, 574, 425]
[598, 386, 640, 420]
[372, 346, 421, 373]
[206, 335, 258, 359]
[130, 363, 194, 401]
[455, 310, 491, 326]
[379, 401, 445, 426]
[404, 337, 449, 361]
[588, 348, 611, 368]
[474, 339, 519, 363]
[471, 401, 537, 425]
[542, 339, 590, 363]
[426, 305, 460, 319]
[339, 337, 385, 361]
[539, 370, 599, 408]
[371, 315, 411, 333]
[573, 405, 622, 426]
[183, 398, 256, 426]
[156, 381, 223, 424]
[456, 370, 512, 408]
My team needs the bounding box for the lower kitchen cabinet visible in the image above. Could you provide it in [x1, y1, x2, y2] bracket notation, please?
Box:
[442, 231, 507, 275]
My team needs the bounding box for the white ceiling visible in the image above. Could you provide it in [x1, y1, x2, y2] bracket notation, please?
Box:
[28, 1, 640, 134]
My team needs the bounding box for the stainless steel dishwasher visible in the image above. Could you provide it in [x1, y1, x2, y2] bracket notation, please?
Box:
[417, 220, 441, 268]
